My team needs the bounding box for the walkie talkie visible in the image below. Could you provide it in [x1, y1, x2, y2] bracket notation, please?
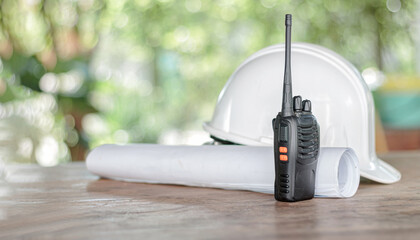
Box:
[272, 14, 320, 202]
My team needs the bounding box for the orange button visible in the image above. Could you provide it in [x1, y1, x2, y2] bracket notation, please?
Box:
[280, 155, 288, 161]
[279, 147, 287, 153]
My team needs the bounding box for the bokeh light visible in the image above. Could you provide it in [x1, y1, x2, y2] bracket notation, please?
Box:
[0, 0, 419, 164]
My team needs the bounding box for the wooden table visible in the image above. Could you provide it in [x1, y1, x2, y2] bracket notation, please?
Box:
[1, 152, 420, 240]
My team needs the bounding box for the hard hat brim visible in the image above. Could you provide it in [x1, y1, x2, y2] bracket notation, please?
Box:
[203, 121, 401, 184]
[360, 158, 401, 184]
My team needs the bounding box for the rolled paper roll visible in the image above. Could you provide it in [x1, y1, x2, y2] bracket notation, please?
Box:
[315, 147, 359, 198]
[86, 144, 359, 198]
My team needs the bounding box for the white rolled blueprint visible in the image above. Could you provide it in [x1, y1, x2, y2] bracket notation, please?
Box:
[86, 144, 359, 198]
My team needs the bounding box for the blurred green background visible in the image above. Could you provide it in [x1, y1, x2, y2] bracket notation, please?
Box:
[0, 0, 419, 166]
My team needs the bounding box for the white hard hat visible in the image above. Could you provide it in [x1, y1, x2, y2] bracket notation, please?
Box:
[203, 43, 401, 184]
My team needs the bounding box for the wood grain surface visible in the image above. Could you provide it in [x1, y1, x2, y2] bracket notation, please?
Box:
[0, 152, 420, 240]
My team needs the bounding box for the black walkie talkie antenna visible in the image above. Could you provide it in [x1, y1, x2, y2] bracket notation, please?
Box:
[281, 14, 293, 118]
